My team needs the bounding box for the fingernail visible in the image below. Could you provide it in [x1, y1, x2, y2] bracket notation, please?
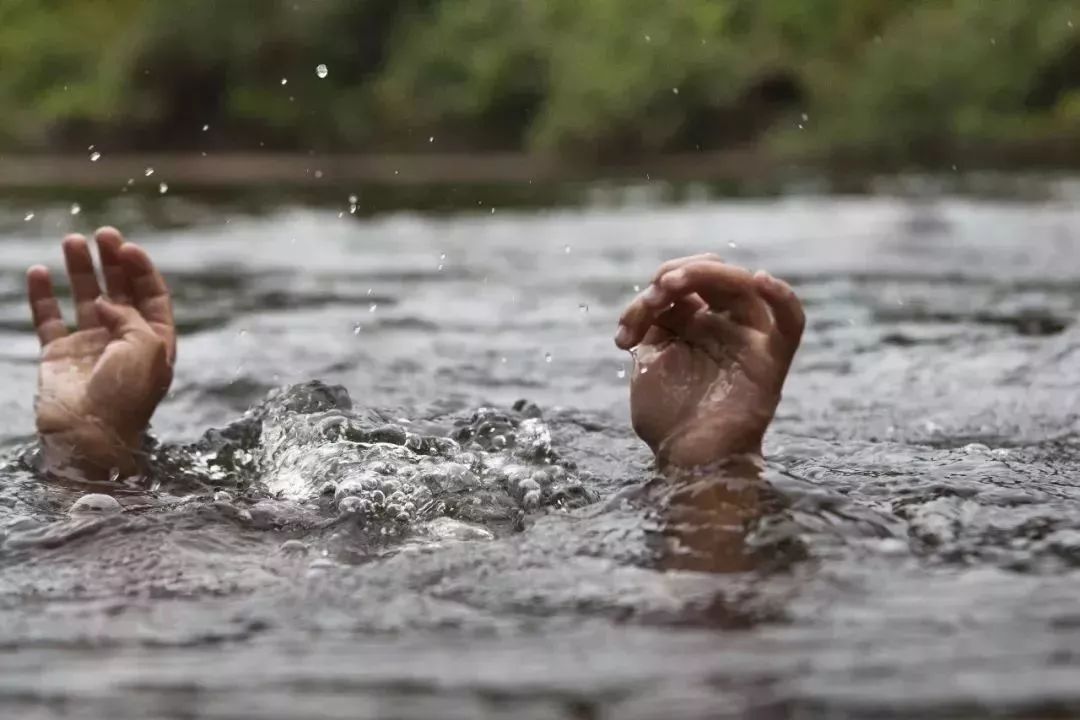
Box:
[641, 284, 666, 307]
[615, 325, 632, 348]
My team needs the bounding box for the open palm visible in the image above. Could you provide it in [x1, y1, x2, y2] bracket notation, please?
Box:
[29, 228, 175, 477]
[615, 255, 803, 469]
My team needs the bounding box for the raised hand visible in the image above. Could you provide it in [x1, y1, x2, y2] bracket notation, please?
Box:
[28, 227, 176, 480]
[615, 255, 803, 471]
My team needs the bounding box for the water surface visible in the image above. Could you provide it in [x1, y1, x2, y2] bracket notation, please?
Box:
[2, 186, 1080, 718]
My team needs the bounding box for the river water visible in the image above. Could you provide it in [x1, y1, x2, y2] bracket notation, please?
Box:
[1, 180, 1080, 718]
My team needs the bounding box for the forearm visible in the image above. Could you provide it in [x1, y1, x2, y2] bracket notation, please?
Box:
[649, 453, 767, 572]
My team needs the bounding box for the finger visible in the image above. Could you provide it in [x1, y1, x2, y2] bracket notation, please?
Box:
[649, 253, 723, 284]
[617, 282, 684, 349]
[94, 297, 155, 342]
[119, 243, 176, 362]
[653, 296, 707, 338]
[26, 266, 67, 346]
[62, 234, 104, 329]
[658, 261, 772, 332]
[755, 271, 805, 361]
[94, 226, 133, 303]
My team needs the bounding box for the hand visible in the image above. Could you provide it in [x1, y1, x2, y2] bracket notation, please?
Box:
[28, 227, 176, 479]
[615, 255, 803, 471]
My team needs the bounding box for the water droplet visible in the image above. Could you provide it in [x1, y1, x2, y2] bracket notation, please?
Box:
[281, 77, 288, 85]
[440, 253, 447, 260]
[316, 63, 328, 78]
[348, 194, 358, 204]
[89, 151, 101, 162]
[644, 34, 651, 42]
[801, 113, 809, 122]
[617, 368, 626, 379]
[366, 288, 373, 296]
[728, 241, 738, 249]
[144, 167, 154, 177]
[428, 136, 435, 143]
[23, 212, 34, 221]
[500, 356, 508, 364]
[314, 169, 323, 179]
[369, 303, 378, 313]
[633, 285, 641, 292]
[639, 366, 649, 375]
[70, 203, 81, 215]
[564, 245, 571, 254]
[352, 323, 363, 335]
[491, 207, 496, 214]
[672, 87, 679, 95]
[349, 204, 357, 214]
[88, 144, 95, 151]
[437, 264, 444, 271]
[159, 182, 169, 194]
[202, 124, 210, 132]
[126, 178, 134, 185]
[544, 353, 553, 363]
[578, 304, 589, 313]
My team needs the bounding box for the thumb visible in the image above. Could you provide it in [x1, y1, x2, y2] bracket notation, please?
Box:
[94, 297, 152, 339]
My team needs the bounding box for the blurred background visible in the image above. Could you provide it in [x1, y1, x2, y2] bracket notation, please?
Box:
[0, 0, 1077, 192]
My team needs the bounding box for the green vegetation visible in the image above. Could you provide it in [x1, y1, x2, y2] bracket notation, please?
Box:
[0, 0, 1077, 166]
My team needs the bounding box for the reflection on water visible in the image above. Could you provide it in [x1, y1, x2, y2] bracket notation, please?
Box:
[2, 185, 1080, 718]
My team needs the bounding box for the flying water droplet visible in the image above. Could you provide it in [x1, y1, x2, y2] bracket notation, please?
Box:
[159, 182, 169, 194]
[202, 124, 210, 131]
[316, 63, 328, 78]
[348, 194, 358, 204]
[281, 77, 288, 85]
[633, 284, 641, 292]
[23, 212, 34, 221]
[314, 169, 323, 179]
[89, 151, 101, 162]
[672, 87, 679, 95]
[544, 353, 553, 363]
[564, 245, 571, 254]
[728, 241, 738, 249]
[369, 303, 378, 313]
[349, 204, 357, 214]
[428, 136, 435, 143]
[617, 368, 626, 379]
[352, 323, 363, 335]
[144, 167, 154, 177]
[70, 203, 81, 215]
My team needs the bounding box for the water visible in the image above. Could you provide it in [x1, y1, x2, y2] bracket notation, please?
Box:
[2, 185, 1080, 718]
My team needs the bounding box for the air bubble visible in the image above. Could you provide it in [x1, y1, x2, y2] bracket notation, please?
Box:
[316, 63, 328, 78]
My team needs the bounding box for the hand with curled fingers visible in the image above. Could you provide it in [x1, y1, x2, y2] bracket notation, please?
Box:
[28, 227, 176, 480]
[615, 254, 804, 471]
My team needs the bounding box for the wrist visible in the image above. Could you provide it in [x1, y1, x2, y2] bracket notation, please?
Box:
[654, 419, 767, 475]
[36, 403, 143, 480]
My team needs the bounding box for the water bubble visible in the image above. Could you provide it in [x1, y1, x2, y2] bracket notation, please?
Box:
[316, 63, 328, 78]
[544, 353, 553, 363]
[70, 494, 121, 515]
[348, 194, 358, 204]
[89, 151, 101, 162]
[70, 203, 81, 215]
[144, 167, 154, 177]
[213, 491, 233, 503]
[159, 182, 169, 194]
[280, 77, 288, 85]
[23, 212, 34, 221]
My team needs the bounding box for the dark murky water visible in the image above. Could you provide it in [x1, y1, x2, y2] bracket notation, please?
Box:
[2, 183, 1080, 718]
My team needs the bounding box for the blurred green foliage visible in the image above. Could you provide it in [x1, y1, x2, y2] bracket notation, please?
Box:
[0, 0, 1076, 164]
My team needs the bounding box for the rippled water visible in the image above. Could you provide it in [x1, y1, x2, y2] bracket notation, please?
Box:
[2, 183, 1080, 718]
